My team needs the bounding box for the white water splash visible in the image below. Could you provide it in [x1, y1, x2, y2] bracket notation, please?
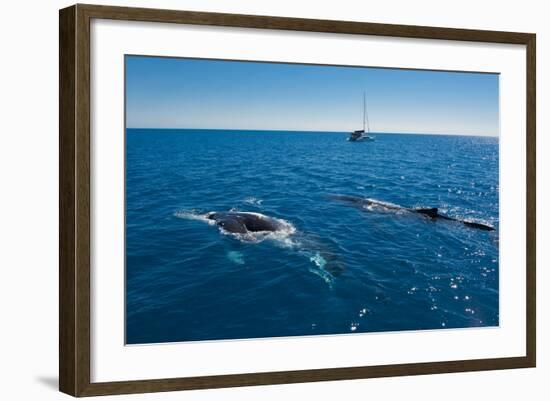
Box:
[244, 197, 263, 206]
[173, 209, 215, 225]
[363, 198, 405, 214]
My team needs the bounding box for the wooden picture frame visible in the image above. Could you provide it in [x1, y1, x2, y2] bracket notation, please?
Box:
[59, 3, 536, 397]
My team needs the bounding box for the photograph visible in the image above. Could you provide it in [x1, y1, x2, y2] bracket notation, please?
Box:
[124, 55, 500, 345]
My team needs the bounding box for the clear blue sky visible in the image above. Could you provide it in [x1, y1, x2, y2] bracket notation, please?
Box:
[125, 55, 499, 136]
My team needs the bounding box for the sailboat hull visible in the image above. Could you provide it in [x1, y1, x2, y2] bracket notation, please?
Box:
[347, 136, 375, 142]
[348, 130, 375, 142]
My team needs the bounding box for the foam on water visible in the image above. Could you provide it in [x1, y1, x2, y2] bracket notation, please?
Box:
[309, 252, 327, 269]
[308, 266, 334, 286]
[227, 251, 245, 265]
[298, 249, 334, 286]
[173, 209, 215, 225]
[244, 197, 263, 206]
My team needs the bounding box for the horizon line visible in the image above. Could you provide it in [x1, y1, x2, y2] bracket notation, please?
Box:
[125, 127, 499, 138]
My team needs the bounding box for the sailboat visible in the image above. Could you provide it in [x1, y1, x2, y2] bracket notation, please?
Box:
[348, 91, 375, 142]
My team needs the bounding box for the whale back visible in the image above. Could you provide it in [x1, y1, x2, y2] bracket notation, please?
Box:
[462, 221, 495, 231]
[208, 212, 281, 233]
[209, 213, 247, 234]
[240, 214, 281, 232]
[328, 194, 364, 205]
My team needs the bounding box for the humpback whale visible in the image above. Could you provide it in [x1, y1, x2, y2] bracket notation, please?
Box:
[329, 194, 495, 231]
[205, 211, 289, 234]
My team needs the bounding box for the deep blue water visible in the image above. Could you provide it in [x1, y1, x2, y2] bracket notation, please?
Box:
[126, 129, 499, 344]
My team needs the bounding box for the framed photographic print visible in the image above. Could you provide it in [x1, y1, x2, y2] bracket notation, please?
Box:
[59, 4, 536, 397]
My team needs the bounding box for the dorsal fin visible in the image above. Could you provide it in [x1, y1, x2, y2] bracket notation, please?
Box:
[415, 207, 439, 218]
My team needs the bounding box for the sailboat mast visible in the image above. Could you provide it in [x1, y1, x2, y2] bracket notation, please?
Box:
[364, 90, 371, 134]
[362, 91, 366, 132]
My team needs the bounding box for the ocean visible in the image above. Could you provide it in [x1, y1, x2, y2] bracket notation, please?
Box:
[125, 129, 499, 344]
